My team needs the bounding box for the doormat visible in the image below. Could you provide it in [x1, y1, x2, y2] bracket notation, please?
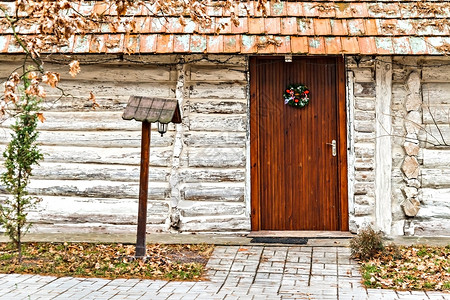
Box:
[250, 237, 308, 245]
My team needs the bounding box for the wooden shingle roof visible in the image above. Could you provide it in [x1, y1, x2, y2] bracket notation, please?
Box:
[1, 1, 450, 55]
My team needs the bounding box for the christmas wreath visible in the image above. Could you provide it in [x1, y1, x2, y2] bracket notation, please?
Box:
[283, 84, 310, 108]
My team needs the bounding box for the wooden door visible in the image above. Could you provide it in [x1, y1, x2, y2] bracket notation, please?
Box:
[250, 56, 348, 231]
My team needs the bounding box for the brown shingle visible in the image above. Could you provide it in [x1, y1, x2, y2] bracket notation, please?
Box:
[291, 36, 308, 53]
[358, 37, 377, 54]
[314, 19, 331, 35]
[264, 18, 281, 35]
[156, 35, 174, 53]
[308, 37, 326, 54]
[3, 1, 450, 55]
[325, 37, 342, 54]
[341, 37, 360, 54]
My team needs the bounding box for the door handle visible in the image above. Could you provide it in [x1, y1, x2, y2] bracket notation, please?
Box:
[326, 140, 337, 157]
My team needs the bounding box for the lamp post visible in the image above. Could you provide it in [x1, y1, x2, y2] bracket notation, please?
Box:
[135, 121, 151, 257]
[123, 96, 181, 258]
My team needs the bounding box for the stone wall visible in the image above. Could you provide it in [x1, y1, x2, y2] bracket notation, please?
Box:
[0, 55, 250, 234]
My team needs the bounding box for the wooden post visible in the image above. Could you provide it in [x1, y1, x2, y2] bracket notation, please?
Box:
[136, 121, 151, 258]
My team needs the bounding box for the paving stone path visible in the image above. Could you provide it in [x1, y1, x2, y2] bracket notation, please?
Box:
[0, 246, 449, 300]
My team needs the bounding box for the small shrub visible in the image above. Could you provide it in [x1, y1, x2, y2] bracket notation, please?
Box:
[350, 225, 384, 260]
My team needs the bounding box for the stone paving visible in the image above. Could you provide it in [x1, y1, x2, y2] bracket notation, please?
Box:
[0, 245, 449, 300]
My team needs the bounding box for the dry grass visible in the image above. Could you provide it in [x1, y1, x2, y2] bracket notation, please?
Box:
[360, 244, 450, 291]
[0, 242, 214, 281]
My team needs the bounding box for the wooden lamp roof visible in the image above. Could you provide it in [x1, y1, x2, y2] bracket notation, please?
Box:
[122, 96, 182, 124]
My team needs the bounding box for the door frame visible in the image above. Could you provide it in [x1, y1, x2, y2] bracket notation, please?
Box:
[249, 56, 349, 231]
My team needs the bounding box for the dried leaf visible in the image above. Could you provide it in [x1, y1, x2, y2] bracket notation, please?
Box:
[36, 112, 45, 123]
[69, 60, 80, 77]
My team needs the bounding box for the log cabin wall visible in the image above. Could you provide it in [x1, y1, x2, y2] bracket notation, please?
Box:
[1, 54, 449, 236]
[391, 57, 450, 236]
[0, 54, 250, 234]
[347, 56, 450, 237]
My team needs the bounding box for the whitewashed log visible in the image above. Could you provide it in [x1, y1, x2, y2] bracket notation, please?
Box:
[416, 202, 450, 219]
[21, 196, 170, 225]
[422, 149, 450, 168]
[61, 63, 171, 82]
[184, 132, 246, 147]
[1, 111, 142, 131]
[41, 96, 129, 111]
[189, 115, 247, 132]
[345, 57, 375, 68]
[410, 218, 450, 236]
[0, 145, 172, 166]
[354, 144, 375, 158]
[188, 83, 246, 99]
[28, 223, 166, 234]
[354, 120, 375, 133]
[178, 201, 246, 217]
[187, 55, 246, 66]
[422, 107, 450, 125]
[353, 68, 374, 83]
[354, 110, 375, 121]
[355, 171, 375, 182]
[354, 195, 374, 205]
[392, 66, 409, 82]
[0, 130, 173, 148]
[421, 83, 450, 105]
[14, 179, 170, 199]
[354, 182, 375, 196]
[354, 97, 376, 110]
[422, 65, 450, 82]
[354, 132, 376, 143]
[179, 168, 245, 183]
[189, 100, 247, 114]
[180, 215, 250, 232]
[0, 62, 172, 82]
[45, 80, 176, 99]
[354, 204, 374, 217]
[422, 169, 450, 188]
[182, 183, 245, 202]
[187, 147, 245, 167]
[354, 82, 376, 97]
[0, 162, 169, 182]
[422, 188, 450, 203]
[354, 157, 375, 171]
[422, 125, 450, 146]
[189, 66, 246, 82]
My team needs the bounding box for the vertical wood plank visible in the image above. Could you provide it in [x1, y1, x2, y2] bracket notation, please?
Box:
[338, 57, 350, 231]
[375, 57, 393, 234]
[250, 57, 261, 231]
